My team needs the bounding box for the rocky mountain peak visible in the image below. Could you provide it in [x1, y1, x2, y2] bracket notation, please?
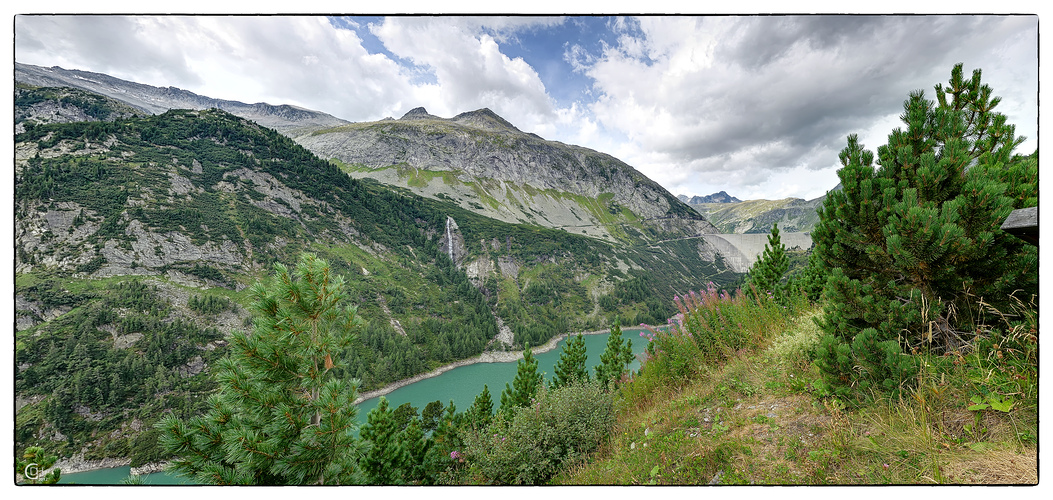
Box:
[701, 191, 742, 203]
[399, 107, 440, 120]
[452, 108, 520, 133]
[679, 191, 743, 204]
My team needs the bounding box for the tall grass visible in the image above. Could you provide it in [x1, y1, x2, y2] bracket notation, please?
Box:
[623, 283, 806, 407]
[564, 288, 1037, 485]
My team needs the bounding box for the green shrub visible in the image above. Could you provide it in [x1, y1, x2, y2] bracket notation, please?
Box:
[129, 428, 165, 467]
[464, 381, 614, 484]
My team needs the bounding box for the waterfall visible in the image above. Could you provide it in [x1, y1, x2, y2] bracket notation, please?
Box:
[446, 216, 454, 263]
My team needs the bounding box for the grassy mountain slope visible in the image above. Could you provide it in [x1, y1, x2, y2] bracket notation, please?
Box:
[296, 107, 715, 244]
[16, 82, 143, 133]
[555, 306, 1037, 485]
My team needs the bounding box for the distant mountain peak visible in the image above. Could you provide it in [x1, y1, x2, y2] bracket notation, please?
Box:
[705, 191, 742, 203]
[452, 108, 520, 133]
[393, 106, 521, 133]
[680, 191, 743, 204]
[399, 107, 440, 120]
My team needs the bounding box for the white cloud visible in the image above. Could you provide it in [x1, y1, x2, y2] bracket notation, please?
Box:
[13, 14, 1039, 201]
[570, 15, 1037, 200]
[15, 16, 423, 121]
[367, 17, 565, 131]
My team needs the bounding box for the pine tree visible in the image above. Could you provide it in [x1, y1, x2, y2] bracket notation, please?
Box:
[812, 64, 1036, 395]
[421, 401, 463, 484]
[421, 400, 445, 433]
[550, 333, 589, 389]
[360, 397, 411, 485]
[391, 402, 419, 431]
[158, 254, 365, 485]
[500, 345, 544, 414]
[466, 384, 494, 429]
[401, 418, 431, 484]
[595, 319, 634, 390]
[747, 222, 789, 300]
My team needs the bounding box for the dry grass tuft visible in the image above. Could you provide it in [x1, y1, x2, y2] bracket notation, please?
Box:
[942, 447, 1037, 484]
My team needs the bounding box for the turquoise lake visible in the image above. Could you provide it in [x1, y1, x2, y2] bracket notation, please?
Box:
[357, 328, 651, 416]
[58, 328, 651, 485]
[59, 466, 192, 485]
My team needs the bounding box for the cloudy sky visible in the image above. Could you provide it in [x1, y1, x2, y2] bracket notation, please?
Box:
[13, 12, 1039, 201]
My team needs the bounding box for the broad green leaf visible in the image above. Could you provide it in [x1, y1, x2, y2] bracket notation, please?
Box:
[987, 396, 1014, 413]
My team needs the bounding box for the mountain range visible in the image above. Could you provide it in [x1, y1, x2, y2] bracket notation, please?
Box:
[15, 63, 349, 136]
[685, 195, 828, 234]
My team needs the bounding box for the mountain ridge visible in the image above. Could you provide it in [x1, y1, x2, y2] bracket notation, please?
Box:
[15, 62, 350, 136]
[296, 107, 713, 243]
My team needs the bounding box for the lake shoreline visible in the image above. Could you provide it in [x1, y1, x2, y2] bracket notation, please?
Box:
[352, 328, 615, 404]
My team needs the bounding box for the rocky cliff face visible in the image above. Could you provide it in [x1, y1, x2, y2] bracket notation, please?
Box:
[296, 107, 712, 242]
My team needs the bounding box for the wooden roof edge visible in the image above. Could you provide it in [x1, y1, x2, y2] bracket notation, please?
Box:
[1001, 206, 1038, 245]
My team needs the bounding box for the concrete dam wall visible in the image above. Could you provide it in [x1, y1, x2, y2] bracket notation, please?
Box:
[702, 232, 814, 273]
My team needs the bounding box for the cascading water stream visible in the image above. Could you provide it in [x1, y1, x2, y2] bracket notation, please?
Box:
[446, 216, 454, 262]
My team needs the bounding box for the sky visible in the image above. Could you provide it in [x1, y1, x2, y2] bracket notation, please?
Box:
[10, 8, 1041, 201]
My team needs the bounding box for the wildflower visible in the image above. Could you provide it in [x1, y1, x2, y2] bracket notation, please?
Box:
[450, 450, 462, 460]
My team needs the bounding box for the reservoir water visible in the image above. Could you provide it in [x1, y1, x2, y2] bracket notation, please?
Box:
[57, 328, 651, 485]
[58, 466, 192, 485]
[357, 328, 650, 417]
